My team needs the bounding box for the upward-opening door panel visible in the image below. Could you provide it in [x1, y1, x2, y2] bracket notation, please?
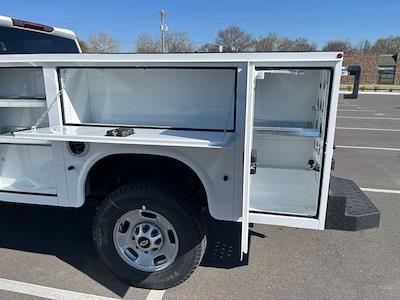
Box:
[14, 66, 238, 149]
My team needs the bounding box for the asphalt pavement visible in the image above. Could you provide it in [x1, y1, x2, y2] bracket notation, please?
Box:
[0, 93, 399, 299]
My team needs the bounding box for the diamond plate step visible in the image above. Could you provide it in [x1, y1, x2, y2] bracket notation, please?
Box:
[325, 176, 380, 230]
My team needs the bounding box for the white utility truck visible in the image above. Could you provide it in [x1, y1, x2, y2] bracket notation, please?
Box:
[0, 48, 379, 288]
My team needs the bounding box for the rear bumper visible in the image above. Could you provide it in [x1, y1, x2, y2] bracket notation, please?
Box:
[325, 177, 380, 230]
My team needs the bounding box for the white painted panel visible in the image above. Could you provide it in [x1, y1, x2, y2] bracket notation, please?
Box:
[250, 167, 319, 216]
[61, 68, 236, 130]
[253, 134, 315, 169]
[0, 107, 48, 132]
[0, 68, 45, 99]
[14, 126, 235, 149]
[254, 70, 321, 123]
[0, 144, 56, 194]
[249, 212, 320, 229]
[254, 70, 321, 122]
[240, 63, 255, 257]
[249, 68, 330, 219]
[0, 192, 57, 205]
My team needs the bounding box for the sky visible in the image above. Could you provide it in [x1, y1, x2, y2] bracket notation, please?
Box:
[2, 0, 400, 51]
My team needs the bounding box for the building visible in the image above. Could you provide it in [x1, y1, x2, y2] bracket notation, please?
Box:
[342, 53, 400, 85]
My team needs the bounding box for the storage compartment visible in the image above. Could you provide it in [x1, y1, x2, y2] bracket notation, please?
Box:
[0, 68, 45, 100]
[0, 68, 54, 195]
[0, 68, 48, 137]
[250, 68, 331, 216]
[0, 107, 48, 136]
[0, 144, 56, 194]
[59, 67, 236, 130]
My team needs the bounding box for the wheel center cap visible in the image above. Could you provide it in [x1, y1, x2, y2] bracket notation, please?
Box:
[138, 237, 151, 249]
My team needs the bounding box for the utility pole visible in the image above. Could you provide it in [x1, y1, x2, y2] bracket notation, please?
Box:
[159, 10, 168, 53]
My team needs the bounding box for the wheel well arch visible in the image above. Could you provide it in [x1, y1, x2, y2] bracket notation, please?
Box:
[84, 153, 209, 210]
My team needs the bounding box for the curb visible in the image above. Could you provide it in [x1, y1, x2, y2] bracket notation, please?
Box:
[340, 91, 400, 96]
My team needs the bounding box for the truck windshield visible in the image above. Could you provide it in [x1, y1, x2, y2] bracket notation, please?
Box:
[0, 26, 79, 54]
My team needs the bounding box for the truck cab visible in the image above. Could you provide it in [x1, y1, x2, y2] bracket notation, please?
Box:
[0, 15, 81, 54]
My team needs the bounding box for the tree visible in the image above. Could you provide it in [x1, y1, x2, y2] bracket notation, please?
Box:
[357, 40, 372, 53]
[322, 40, 354, 52]
[255, 33, 280, 51]
[292, 38, 317, 51]
[164, 32, 195, 53]
[371, 36, 400, 54]
[256, 34, 317, 51]
[216, 26, 256, 52]
[87, 33, 120, 53]
[136, 32, 195, 53]
[198, 43, 221, 53]
[136, 33, 158, 53]
[77, 38, 89, 53]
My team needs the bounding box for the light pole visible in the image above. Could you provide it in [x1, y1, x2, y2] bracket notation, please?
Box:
[159, 10, 168, 53]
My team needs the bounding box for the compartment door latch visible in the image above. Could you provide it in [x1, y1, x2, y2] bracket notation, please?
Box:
[250, 149, 257, 175]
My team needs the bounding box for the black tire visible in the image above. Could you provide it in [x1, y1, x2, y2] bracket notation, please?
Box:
[93, 180, 206, 289]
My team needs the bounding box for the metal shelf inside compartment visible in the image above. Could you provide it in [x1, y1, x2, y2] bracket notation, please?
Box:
[253, 120, 320, 137]
[0, 98, 47, 108]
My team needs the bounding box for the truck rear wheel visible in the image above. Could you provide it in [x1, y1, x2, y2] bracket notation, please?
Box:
[92, 180, 206, 289]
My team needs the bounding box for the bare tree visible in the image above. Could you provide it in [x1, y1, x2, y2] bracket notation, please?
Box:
[216, 26, 256, 52]
[322, 40, 354, 52]
[255, 34, 280, 51]
[357, 40, 372, 53]
[87, 33, 120, 53]
[165, 32, 195, 53]
[77, 38, 89, 53]
[136, 32, 195, 53]
[256, 34, 316, 51]
[276, 37, 296, 51]
[371, 36, 400, 54]
[292, 38, 317, 51]
[198, 43, 221, 53]
[136, 33, 158, 53]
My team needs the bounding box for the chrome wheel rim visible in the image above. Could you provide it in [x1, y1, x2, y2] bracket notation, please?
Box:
[113, 208, 179, 272]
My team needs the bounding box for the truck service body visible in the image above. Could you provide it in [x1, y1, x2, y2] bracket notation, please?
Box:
[0, 17, 379, 289]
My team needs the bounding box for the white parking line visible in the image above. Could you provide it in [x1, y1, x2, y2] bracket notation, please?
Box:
[335, 145, 400, 152]
[337, 109, 375, 112]
[0, 278, 119, 300]
[361, 188, 400, 194]
[337, 116, 400, 120]
[146, 289, 166, 300]
[336, 127, 400, 132]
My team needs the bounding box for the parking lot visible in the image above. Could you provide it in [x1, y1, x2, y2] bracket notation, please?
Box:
[0, 93, 399, 299]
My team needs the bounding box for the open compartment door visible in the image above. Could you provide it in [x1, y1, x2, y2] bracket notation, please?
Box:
[240, 64, 256, 258]
[241, 64, 340, 251]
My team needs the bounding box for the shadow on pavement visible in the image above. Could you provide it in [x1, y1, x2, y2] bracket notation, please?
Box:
[0, 202, 258, 296]
[0, 202, 130, 297]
